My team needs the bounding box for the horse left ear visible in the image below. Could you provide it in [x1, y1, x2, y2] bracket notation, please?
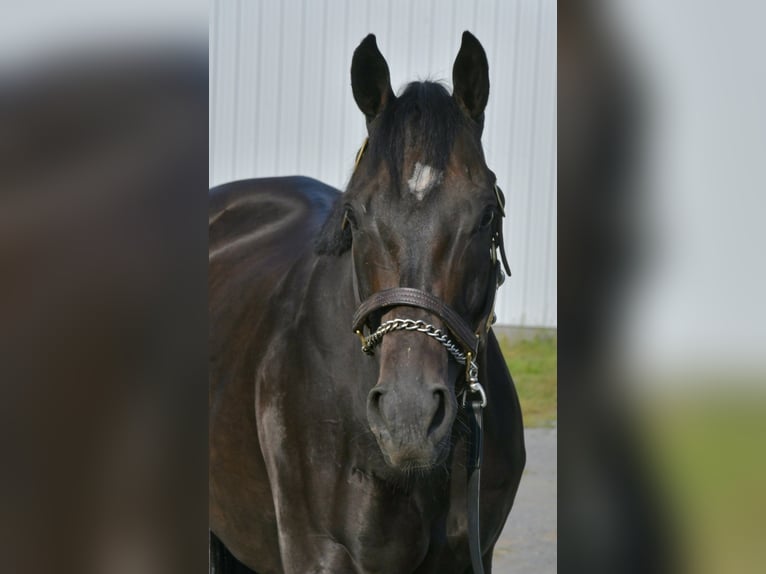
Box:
[351, 34, 395, 124]
[452, 31, 490, 123]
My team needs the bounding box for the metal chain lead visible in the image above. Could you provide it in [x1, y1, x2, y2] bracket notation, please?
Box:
[358, 318, 487, 407]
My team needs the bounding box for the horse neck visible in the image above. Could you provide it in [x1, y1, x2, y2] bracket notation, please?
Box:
[306, 250, 357, 317]
[280, 248, 362, 365]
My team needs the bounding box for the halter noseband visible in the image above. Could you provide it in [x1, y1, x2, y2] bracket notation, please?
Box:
[352, 287, 488, 406]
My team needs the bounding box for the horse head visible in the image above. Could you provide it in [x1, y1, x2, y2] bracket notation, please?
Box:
[316, 32, 508, 473]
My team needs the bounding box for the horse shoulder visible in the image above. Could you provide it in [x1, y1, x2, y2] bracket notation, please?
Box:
[209, 176, 341, 380]
[209, 176, 342, 573]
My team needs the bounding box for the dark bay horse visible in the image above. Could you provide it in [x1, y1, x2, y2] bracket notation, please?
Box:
[210, 32, 525, 573]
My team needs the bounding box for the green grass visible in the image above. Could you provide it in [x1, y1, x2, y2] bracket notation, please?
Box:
[498, 335, 557, 427]
[640, 393, 766, 574]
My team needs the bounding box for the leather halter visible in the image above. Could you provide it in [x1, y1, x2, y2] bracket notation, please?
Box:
[352, 288, 480, 355]
[347, 139, 511, 574]
[350, 176, 511, 367]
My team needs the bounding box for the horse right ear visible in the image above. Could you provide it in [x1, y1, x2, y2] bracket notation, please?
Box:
[351, 34, 395, 123]
[452, 31, 490, 123]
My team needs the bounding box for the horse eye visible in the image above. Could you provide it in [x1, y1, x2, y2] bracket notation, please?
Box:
[479, 208, 494, 229]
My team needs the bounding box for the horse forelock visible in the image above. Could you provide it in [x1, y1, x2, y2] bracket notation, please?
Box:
[363, 81, 472, 198]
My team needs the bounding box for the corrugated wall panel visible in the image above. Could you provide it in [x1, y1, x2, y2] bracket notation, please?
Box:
[210, 0, 556, 327]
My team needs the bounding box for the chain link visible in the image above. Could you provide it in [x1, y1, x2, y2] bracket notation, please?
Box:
[359, 318, 486, 407]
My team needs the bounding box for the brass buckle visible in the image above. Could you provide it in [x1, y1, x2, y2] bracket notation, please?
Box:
[355, 329, 372, 354]
[354, 138, 369, 171]
[465, 351, 473, 382]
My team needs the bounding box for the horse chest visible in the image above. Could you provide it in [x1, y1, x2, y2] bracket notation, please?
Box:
[317, 468, 453, 573]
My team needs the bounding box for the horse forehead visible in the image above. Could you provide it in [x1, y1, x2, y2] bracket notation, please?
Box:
[403, 145, 488, 204]
[407, 162, 443, 201]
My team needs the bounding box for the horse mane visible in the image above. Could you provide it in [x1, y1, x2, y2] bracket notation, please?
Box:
[315, 81, 470, 256]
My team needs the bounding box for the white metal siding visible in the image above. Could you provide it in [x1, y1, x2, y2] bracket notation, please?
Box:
[210, 0, 556, 327]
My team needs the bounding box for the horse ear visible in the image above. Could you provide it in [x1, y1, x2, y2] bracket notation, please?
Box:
[315, 199, 352, 256]
[351, 34, 395, 123]
[452, 31, 490, 122]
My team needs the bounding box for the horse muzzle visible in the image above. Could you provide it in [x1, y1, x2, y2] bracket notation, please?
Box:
[365, 329, 457, 470]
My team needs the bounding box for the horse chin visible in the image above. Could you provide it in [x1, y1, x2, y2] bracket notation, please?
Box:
[377, 436, 450, 473]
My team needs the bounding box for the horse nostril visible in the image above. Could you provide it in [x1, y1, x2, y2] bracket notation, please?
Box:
[367, 387, 386, 424]
[428, 389, 447, 436]
[369, 388, 384, 408]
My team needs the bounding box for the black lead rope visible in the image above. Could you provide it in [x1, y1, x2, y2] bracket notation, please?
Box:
[467, 400, 485, 574]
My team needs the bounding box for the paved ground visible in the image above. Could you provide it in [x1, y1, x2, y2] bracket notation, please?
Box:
[492, 427, 557, 573]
